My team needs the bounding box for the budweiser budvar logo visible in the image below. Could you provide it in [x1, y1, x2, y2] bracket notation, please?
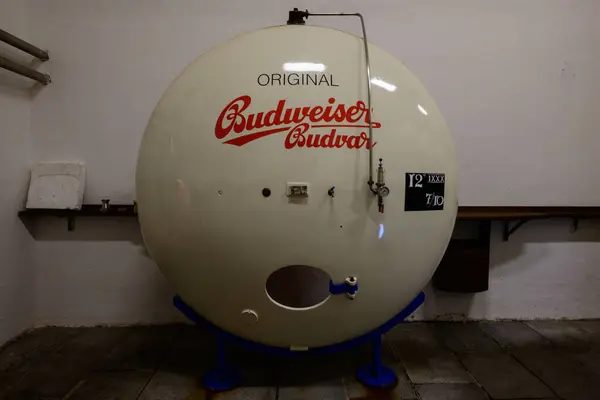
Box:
[215, 95, 381, 149]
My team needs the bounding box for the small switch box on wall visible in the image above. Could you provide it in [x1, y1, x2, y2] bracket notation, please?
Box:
[26, 162, 86, 210]
[287, 182, 309, 198]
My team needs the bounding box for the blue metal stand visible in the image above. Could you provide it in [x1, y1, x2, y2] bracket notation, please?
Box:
[173, 291, 425, 392]
[202, 332, 240, 391]
[356, 335, 397, 388]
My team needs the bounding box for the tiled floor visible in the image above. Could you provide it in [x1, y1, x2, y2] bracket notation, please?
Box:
[1, 320, 600, 399]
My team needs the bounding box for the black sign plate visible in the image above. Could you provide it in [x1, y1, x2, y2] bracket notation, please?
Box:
[405, 172, 445, 211]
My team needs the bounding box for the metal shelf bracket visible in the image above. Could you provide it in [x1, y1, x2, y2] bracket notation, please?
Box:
[503, 219, 529, 241]
[571, 218, 579, 233]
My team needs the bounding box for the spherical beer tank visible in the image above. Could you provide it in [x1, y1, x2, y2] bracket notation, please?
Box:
[136, 25, 457, 349]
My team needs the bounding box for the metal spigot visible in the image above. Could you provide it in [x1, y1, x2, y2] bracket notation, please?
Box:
[375, 158, 389, 213]
[345, 276, 357, 299]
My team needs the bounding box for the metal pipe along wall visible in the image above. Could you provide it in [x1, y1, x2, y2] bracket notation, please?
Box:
[0, 29, 49, 61]
[0, 56, 51, 85]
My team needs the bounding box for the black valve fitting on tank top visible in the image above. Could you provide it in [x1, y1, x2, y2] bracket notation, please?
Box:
[287, 8, 309, 25]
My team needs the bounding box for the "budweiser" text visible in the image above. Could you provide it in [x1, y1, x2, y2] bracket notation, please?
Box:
[215, 95, 381, 149]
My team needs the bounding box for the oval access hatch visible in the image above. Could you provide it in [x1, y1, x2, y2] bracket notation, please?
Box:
[265, 265, 331, 310]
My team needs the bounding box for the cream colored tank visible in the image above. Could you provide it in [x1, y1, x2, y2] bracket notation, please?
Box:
[136, 24, 457, 348]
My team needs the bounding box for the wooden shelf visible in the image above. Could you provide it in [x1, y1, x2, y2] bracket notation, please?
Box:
[20, 205, 600, 219]
[456, 206, 600, 241]
[18, 204, 137, 218]
[18, 204, 137, 231]
[18, 205, 600, 231]
[457, 206, 600, 221]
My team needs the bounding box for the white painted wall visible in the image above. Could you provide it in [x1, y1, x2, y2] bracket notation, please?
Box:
[0, 0, 35, 343]
[417, 219, 600, 321]
[31, 217, 178, 326]
[20, 0, 600, 327]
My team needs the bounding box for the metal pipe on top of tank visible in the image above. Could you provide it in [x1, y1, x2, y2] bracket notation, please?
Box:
[288, 9, 378, 194]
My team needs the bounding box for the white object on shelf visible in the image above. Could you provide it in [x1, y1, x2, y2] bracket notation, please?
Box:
[26, 162, 86, 209]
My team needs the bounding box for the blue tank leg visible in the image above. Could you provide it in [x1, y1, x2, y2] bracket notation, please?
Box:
[202, 331, 240, 391]
[356, 334, 397, 389]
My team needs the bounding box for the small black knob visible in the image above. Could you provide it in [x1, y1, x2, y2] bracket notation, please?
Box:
[328, 186, 335, 197]
[262, 188, 271, 197]
[287, 8, 308, 25]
